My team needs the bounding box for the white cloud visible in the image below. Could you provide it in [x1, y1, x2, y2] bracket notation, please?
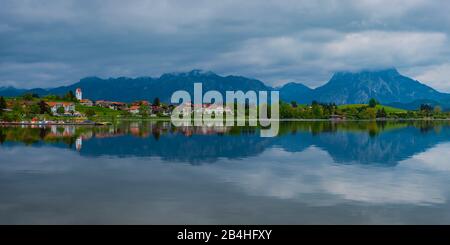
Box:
[213, 31, 449, 88]
[325, 31, 447, 68]
[412, 64, 450, 93]
[0, 0, 450, 90]
[0, 62, 74, 88]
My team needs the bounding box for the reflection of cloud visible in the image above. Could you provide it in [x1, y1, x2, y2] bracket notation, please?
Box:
[203, 146, 449, 205]
[400, 143, 450, 171]
[1, 144, 449, 206]
[1, 142, 450, 224]
[0, 147, 76, 172]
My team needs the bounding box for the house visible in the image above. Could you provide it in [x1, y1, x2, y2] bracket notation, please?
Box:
[71, 111, 82, 117]
[127, 105, 140, 114]
[176, 102, 193, 117]
[164, 105, 175, 116]
[131, 100, 150, 106]
[95, 100, 127, 110]
[203, 104, 234, 115]
[46, 102, 75, 115]
[95, 100, 113, 108]
[110, 102, 127, 110]
[173, 103, 228, 117]
[151, 105, 162, 114]
[79, 99, 93, 106]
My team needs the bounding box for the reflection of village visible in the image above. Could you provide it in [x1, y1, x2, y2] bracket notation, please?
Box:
[2, 122, 234, 151]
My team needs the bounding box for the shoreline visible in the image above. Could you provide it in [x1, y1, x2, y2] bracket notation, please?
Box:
[0, 122, 102, 126]
[1, 118, 449, 126]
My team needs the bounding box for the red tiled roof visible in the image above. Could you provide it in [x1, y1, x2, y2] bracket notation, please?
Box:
[111, 102, 126, 105]
[46, 102, 74, 107]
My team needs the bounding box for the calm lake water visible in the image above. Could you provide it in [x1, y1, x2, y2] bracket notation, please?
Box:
[1, 121, 450, 224]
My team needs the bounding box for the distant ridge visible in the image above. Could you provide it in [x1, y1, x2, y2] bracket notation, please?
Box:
[1, 68, 449, 110]
[278, 68, 450, 110]
[278, 82, 313, 103]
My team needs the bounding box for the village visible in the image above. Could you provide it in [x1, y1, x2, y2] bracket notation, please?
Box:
[0, 88, 236, 125]
[60, 88, 173, 118]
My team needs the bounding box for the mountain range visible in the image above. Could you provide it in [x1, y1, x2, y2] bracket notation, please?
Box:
[1, 68, 449, 110]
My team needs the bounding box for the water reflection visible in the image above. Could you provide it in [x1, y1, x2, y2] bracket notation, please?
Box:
[1, 121, 450, 224]
[1, 121, 449, 165]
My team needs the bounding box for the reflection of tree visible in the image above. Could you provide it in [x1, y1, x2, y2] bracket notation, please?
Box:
[40, 128, 50, 139]
[418, 121, 435, 133]
[152, 130, 160, 141]
[0, 129, 6, 144]
[368, 128, 378, 138]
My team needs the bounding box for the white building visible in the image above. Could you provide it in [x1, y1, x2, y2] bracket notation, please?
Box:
[203, 104, 234, 115]
[46, 102, 76, 115]
[75, 88, 82, 101]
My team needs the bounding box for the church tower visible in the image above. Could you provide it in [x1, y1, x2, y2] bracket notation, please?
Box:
[75, 88, 82, 100]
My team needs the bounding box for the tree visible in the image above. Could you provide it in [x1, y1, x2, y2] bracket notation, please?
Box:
[420, 104, 433, 111]
[280, 102, 294, 119]
[44, 94, 61, 101]
[2, 112, 20, 122]
[434, 106, 442, 114]
[22, 93, 34, 101]
[290, 101, 298, 108]
[376, 108, 387, 118]
[38, 100, 51, 114]
[153, 97, 160, 106]
[312, 103, 323, 119]
[359, 107, 377, 119]
[321, 102, 336, 116]
[85, 108, 96, 117]
[0, 96, 6, 110]
[139, 104, 149, 117]
[56, 106, 65, 115]
[368, 98, 378, 108]
[29, 104, 41, 115]
[420, 104, 433, 117]
[12, 101, 24, 114]
[64, 91, 76, 101]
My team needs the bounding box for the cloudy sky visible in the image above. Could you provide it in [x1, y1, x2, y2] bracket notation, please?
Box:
[1, 0, 450, 91]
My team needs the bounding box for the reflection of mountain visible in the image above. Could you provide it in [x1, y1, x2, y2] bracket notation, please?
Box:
[81, 134, 273, 164]
[1, 122, 449, 166]
[79, 123, 450, 165]
[289, 128, 449, 166]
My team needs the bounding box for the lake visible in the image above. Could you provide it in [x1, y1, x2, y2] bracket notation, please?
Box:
[1, 121, 450, 224]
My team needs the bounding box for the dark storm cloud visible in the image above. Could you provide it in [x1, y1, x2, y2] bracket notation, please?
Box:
[1, 0, 449, 91]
